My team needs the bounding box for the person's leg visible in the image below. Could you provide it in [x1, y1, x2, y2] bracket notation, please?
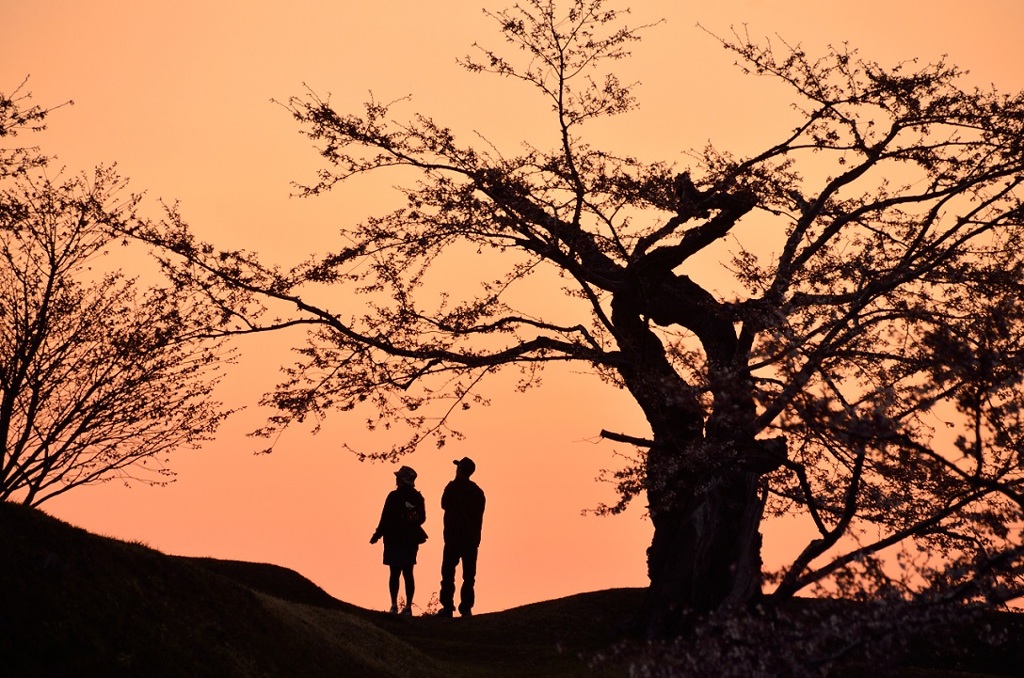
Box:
[439, 542, 459, 613]
[402, 564, 415, 614]
[459, 545, 478, 616]
[388, 565, 401, 612]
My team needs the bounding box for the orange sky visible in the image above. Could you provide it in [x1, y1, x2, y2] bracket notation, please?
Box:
[3, 2, 1023, 614]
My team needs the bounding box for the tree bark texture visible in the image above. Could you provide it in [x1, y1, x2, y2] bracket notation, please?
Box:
[643, 462, 767, 635]
[610, 268, 773, 635]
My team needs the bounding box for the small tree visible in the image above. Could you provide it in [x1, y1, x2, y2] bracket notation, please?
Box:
[132, 1, 1024, 634]
[0, 78, 54, 178]
[0, 84, 234, 506]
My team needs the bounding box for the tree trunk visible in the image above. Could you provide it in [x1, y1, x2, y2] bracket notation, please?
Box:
[642, 460, 767, 636]
[607, 283, 771, 635]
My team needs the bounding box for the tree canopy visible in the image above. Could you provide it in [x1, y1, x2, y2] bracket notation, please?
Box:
[131, 0, 1024, 632]
[0, 83, 235, 506]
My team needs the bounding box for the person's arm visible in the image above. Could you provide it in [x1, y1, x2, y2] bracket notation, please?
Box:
[475, 487, 486, 537]
[475, 486, 486, 519]
[370, 493, 393, 543]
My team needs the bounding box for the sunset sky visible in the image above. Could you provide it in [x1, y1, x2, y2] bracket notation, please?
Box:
[3, 1, 1023, 614]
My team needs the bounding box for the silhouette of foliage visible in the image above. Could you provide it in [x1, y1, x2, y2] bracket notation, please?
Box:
[129, 0, 1024, 633]
[0, 85, 234, 506]
[0, 77, 64, 178]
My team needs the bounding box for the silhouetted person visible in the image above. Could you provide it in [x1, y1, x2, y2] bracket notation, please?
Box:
[370, 465, 427, 615]
[437, 456, 486, 617]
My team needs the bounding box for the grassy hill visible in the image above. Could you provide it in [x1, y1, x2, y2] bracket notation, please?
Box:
[0, 501, 636, 677]
[3, 500, 1024, 677]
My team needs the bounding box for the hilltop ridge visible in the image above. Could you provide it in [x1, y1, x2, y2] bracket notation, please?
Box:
[5, 501, 1024, 677]
[0, 501, 638, 677]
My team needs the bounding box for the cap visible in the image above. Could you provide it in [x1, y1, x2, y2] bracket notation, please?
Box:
[394, 465, 417, 482]
[453, 457, 476, 476]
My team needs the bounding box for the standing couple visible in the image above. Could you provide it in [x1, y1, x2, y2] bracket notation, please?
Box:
[369, 457, 486, 617]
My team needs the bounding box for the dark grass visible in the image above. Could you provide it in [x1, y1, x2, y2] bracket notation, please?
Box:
[365, 590, 642, 677]
[3, 500, 1023, 677]
[0, 501, 635, 677]
[0, 501, 411, 677]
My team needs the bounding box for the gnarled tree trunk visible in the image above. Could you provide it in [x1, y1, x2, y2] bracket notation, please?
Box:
[643, 455, 768, 635]
[610, 268, 780, 636]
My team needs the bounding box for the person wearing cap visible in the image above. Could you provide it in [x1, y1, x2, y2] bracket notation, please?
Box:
[370, 465, 427, 615]
[436, 456, 486, 617]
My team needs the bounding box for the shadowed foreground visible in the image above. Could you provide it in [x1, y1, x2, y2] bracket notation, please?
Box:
[2, 501, 1023, 677]
[0, 501, 633, 677]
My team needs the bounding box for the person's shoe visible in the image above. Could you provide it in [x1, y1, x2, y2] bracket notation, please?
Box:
[388, 604, 399, 614]
[433, 607, 454, 618]
[401, 605, 413, 616]
[459, 609, 473, 618]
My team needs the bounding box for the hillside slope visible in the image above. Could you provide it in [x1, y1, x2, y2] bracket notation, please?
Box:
[0, 501, 637, 677]
[7, 501, 1024, 677]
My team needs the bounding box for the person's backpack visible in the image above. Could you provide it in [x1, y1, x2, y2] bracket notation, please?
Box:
[404, 500, 428, 543]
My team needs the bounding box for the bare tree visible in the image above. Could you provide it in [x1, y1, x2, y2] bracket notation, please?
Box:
[0, 77, 62, 178]
[131, 1, 1024, 634]
[0, 85, 234, 506]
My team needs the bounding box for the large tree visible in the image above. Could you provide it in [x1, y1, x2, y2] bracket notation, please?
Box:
[134, 1, 1024, 633]
[0, 83, 234, 506]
